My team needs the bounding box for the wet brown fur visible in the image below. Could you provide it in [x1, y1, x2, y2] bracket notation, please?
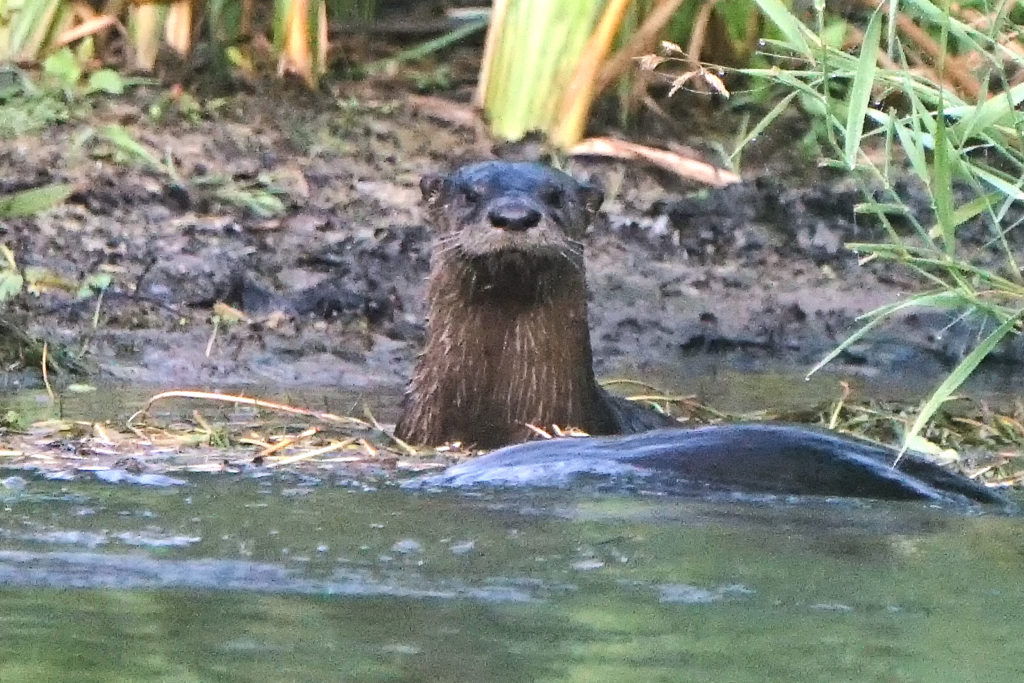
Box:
[394, 161, 658, 448]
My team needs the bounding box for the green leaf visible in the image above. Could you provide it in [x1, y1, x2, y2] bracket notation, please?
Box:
[85, 69, 126, 95]
[843, 7, 882, 169]
[98, 125, 165, 172]
[77, 272, 112, 299]
[0, 270, 24, 303]
[42, 48, 82, 88]
[0, 183, 74, 217]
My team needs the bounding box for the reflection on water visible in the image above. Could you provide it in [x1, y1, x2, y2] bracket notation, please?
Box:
[4, 360, 1020, 429]
[1, 475, 1023, 681]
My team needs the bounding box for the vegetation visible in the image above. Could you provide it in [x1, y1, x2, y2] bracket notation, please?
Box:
[0, 187, 92, 377]
[639, 0, 1024, 452]
[0, 0, 374, 87]
[479, 0, 766, 146]
[751, 0, 1022, 452]
[2, 1, 1022, 454]
[88, 123, 287, 217]
[4, 1, 1020, 146]
[0, 46, 134, 137]
[1, 1, 764, 146]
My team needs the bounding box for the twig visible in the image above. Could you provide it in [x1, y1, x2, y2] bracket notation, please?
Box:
[257, 427, 319, 457]
[828, 381, 853, 430]
[268, 438, 358, 467]
[570, 136, 741, 186]
[128, 390, 371, 430]
[407, 95, 485, 131]
[41, 343, 55, 403]
[205, 317, 220, 358]
[686, 0, 718, 78]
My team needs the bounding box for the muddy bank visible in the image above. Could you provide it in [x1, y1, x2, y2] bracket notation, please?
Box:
[2, 85, 1022, 396]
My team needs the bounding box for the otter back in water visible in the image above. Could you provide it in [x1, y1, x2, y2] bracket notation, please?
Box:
[408, 425, 1006, 505]
[396, 161, 1005, 505]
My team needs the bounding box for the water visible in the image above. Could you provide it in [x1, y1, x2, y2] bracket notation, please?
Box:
[1, 474, 1023, 681]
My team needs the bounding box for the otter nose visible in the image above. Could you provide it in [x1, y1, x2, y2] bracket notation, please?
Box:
[488, 204, 542, 231]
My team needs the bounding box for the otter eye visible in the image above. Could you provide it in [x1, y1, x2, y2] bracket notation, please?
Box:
[541, 186, 565, 209]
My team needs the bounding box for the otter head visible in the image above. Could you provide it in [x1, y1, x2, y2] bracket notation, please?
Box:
[421, 161, 603, 303]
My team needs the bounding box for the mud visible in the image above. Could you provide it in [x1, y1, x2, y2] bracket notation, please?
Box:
[2, 79, 1022, 398]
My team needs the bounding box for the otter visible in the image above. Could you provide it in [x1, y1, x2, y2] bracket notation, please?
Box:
[397, 161, 1005, 505]
[395, 160, 672, 448]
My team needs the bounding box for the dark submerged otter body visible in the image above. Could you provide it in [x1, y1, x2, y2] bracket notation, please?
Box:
[397, 162, 1004, 505]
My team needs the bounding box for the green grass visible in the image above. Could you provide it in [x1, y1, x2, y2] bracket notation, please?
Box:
[738, 0, 1023, 450]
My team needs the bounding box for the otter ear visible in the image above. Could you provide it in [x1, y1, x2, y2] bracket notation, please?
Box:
[578, 182, 604, 216]
[420, 173, 448, 205]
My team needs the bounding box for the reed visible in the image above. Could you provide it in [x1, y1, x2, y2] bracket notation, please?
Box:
[0, 0, 376, 87]
[744, 0, 1024, 449]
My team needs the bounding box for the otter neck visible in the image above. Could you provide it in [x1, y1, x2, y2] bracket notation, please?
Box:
[398, 253, 613, 448]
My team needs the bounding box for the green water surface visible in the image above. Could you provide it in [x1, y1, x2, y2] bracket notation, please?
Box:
[0, 474, 1022, 682]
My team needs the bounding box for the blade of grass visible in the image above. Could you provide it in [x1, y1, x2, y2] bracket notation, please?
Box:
[0, 183, 74, 217]
[969, 160, 1024, 203]
[932, 106, 958, 257]
[6, 0, 65, 60]
[277, 0, 313, 86]
[901, 310, 1024, 456]
[932, 0, 957, 254]
[892, 116, 931, 188]
[805, 290, 967, 379]
[164, 0, 194, 57]
[752, 0, 814, 57]
[954, 80, 1024, 142]
[904, 0, 994, 50]
[97, 124, 178, 181]
[730, 90, 798, 163]
[926, 190, 1000, 239]
[843, 6, 882, 170]
[845, 245, 1023, 293]
[474, 0, 505, 107]
[481, 1, 605, 142]
[364, 18, 488, 75]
